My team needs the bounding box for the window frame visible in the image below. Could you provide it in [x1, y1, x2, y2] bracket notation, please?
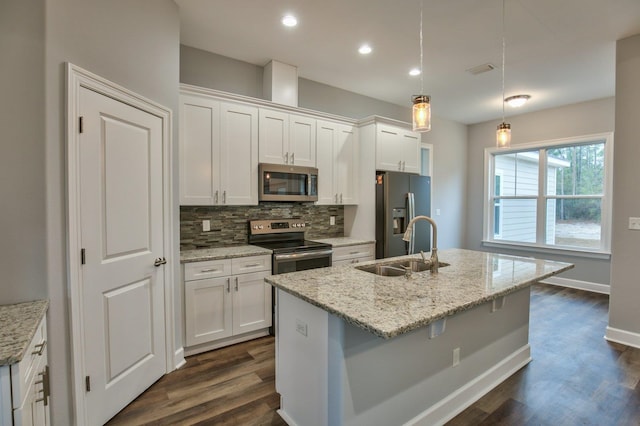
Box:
[483, 132, 613, 258]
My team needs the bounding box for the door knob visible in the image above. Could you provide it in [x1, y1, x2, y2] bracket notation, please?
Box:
[154, 257, 167, 267]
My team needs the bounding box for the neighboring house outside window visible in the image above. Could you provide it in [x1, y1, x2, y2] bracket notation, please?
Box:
[484, 133, 613, 255]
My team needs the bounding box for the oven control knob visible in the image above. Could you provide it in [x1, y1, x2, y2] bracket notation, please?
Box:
[258, 225, 264, 230]
[301, 223, 306, 227]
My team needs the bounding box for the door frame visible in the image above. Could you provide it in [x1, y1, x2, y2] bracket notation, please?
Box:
[66, 63, 178, 424]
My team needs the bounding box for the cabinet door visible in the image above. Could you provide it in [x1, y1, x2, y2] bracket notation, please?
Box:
[289, 114, 316, 167]
[315, 120, 337, 205]
[185, 277, 233, 346]
[400, 130, 421, 174]
[375, 125, 403, 172]
[335, 124, 358, 204]
[179, 95, 220, 205]
[258, 109, 289, 165]
[220, 103, 258, 205]
[232, 272, 272, 335]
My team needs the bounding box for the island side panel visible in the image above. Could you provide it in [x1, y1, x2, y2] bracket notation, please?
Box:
[277, 286, 532, 426]
[276, 289, 330, 426]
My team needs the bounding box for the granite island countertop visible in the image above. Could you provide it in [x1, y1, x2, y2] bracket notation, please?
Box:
[181, 245, 272, 263]
[266, 248, 573, 339]
[0, 300, 48, 366]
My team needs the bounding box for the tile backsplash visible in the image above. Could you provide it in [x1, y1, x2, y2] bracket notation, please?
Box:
[180, 203, 344, 250]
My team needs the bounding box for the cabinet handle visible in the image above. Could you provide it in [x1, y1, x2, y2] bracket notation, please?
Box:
[35, 367, 49, 406]
[200, 268, 220, 273]
[340, 193, 343, 204]
[243, 263, 261, 268]
[235, 277, 239, 291]
[284, 152, 289, 164]
[215, 190, 219, 204]
[335, 194, 338, 203]
[32, 341, 46, 356]
[222, 190, 226, 204]
[226, 278, 230, 293]
[350, 251, 360, 255]
[402, 161, 406, 171]
[398, 161, 402, 170]
[291, 152, 295, 164]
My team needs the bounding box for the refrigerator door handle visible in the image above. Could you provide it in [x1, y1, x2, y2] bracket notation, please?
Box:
[407, 192, 416, 254]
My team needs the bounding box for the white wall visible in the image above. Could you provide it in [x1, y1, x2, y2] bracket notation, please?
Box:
[609, 34, 640, 340]
[0, 0, 47, 303]
[45, 1, 180, 423]
[466, 97, 615, 285]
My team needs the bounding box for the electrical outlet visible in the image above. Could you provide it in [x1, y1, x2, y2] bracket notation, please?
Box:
[202, 220, 210, 232]
[452, 347, 460, 367]
[296, 319, 308, 337]
[330, 216, 336, 226]
[629, 217, 640, 230]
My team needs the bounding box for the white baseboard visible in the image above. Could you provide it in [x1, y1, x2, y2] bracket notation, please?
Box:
[605, 326, 640, 349]
[407, 345, 532, 426]
[540, 276, 610, 295]
[277, 409, 298, 426]
[184, 329, 270, 357]
[174, 347, 186, 370]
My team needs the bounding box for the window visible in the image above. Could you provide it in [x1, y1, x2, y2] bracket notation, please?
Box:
[484, 133, 613, 254]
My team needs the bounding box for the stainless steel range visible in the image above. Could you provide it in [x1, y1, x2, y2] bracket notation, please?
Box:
[248, 219, 333, 274]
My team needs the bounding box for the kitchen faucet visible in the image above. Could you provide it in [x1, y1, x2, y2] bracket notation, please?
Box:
[402, 215, 439, 273]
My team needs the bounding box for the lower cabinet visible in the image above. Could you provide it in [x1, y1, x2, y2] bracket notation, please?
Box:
[184, 255, 272, 353]
[0, 316, 49, 426]
[332, 243, 375, 266]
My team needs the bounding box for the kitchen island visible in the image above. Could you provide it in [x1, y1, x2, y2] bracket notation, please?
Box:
[265, 248, 573, 426]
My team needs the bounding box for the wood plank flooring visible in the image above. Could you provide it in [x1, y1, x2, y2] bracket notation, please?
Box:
[107, 284, 640, 425]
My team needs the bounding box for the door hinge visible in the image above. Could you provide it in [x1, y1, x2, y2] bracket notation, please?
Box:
[81, 248, 86, 265]
[85, 375, 91, 392]
[79, 116, 84, 133]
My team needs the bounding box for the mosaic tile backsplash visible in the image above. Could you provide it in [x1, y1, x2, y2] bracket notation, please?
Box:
[180, 203, 345, 250]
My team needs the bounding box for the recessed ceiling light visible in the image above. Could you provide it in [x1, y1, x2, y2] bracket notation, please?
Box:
[282, 15, 298, 27]
[409, 68, 421, 76]
[505, 94, 531, 107]
[358, 44, 372, 55]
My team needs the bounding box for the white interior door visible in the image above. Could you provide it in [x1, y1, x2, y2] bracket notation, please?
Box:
[79, 86, 166, 424]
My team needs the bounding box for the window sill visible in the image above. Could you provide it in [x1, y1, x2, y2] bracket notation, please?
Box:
[481, 240, 611, 260]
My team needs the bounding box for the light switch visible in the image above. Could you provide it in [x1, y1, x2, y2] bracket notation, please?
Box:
[202, 220, 211, 232]
[629, 217, 640, 230]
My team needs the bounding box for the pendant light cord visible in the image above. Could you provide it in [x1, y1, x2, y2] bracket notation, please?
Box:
[420, 0, 424, 95]
[501, 0, 506, 122]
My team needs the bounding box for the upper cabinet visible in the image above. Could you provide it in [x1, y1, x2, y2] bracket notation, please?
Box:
[316, 120, 358, 205]
[259, 109, 316, 167]
[374, 123, 421, 174]
[180, 92, 258, 205]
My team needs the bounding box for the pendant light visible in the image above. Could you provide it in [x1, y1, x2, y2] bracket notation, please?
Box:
[412, 1, 431, 132]
[496, 0, 511, 148]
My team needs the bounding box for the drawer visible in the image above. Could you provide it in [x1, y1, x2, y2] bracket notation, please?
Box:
[11, 315, 47, 409]
[231, 255, 271, 275]
[184, 259, 232, 281]
[332, 243, 375, 262]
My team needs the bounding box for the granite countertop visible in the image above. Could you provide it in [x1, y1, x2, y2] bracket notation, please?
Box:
[266, 248, 573, 339]
[311, 237, 376, 247]
[0, 300, 48, 366]
[180, 245, 272, 263]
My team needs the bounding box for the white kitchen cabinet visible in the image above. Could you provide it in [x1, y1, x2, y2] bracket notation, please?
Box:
[316, 120, 359, 205]
[259, 109, 316, 167]
[0, 316, 49, 426]
[375, 123, 421, 174]
[332, 243, 375, 266]
[179, 93, 258, 205]
[184, 255, 272, 353]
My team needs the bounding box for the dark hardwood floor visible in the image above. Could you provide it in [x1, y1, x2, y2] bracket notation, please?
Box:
[107, 284, 640, 425]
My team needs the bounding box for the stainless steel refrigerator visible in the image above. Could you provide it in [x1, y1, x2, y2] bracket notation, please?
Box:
[375, 171, 431, 259]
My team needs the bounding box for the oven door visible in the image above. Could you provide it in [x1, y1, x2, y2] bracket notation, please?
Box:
[273, 249, 333, 275]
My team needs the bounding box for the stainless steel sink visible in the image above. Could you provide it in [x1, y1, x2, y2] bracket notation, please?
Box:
[355, 264, 407, 277]
[355, 260, 449, 276]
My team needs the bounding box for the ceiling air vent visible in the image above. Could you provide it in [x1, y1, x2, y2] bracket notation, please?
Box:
[466, 63, 496, 75]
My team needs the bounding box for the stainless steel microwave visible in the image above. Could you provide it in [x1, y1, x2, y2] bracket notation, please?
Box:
[258, 163, 318, 202]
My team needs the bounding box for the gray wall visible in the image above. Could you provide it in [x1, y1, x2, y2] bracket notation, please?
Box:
[0, 0, 46, 303]
[45, 1, 180, 424]
[466, 97, 615, 285]
[609, 34, 640, 335]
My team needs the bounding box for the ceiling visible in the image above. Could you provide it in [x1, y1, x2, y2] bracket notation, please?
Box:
[176, 0, 640, 124]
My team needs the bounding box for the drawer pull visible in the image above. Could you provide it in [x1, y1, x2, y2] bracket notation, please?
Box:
[226, 278, 231, 293]
[235, 277, 239, 291]
[200, 268, 220, 273]
[349, 251, 360, 255]
[243, 263, 261, 268]
[32, 341, 46, 356]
